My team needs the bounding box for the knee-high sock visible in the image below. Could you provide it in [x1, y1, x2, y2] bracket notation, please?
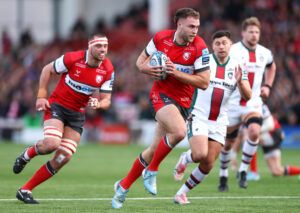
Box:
[284, 165, 300, 176]
[120, 154, 148, 190]
[176, 165, 208, 195]
[250, 152, 258, 173]
[147, 136, 173, 172]
[21, 161, 56, 191]
[219, 149, 231, 177]
[239, 139, 258, 172]
[24, 144, 39, 161]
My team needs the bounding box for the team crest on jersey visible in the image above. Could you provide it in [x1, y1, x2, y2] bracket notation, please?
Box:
[96, 75, 103, 83]
[183, 52, 191, 61]
[259, 55, 264, 62]
[227, 71, 233, 79]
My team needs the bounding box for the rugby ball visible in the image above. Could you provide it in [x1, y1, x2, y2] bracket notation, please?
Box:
[149, 51, 168, 80]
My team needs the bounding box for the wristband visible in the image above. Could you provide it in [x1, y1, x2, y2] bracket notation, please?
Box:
[263, 84, 272, 90]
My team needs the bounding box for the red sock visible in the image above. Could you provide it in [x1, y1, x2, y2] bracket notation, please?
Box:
[250, 152, 258, 173]
[27, 145, 38, 159]
[21, 163, 54, 191]
[285, 165, 300, 176]
[147, 137, 172, 172]
[120, 157, 146, 190]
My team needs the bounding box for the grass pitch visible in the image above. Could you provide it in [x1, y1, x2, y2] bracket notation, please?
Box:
[0, 142, 299, 212]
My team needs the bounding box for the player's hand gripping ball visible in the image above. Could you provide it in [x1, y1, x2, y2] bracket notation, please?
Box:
[149, 51, 168, 80]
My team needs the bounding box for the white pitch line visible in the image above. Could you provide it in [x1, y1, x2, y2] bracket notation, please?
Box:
[1, 196, 300, 202]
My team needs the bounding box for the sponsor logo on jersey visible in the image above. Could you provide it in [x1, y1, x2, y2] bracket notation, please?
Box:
[163, 40, 173, 46]
[96, 69, 107, 74]
[202, 48, 210, 65]
[75, 63, 86, 68]
[75, 70, 81, 77]
[109, 72, 115, 88]
[183, 52, 191, 61]
[65, 74, 97, 95]
[210, 79, 235, 90]
[96, 75, 103, 83]
[175, 64, 194, 74]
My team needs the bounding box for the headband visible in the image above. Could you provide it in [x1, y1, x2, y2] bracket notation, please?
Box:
[88, 37, 108, 47]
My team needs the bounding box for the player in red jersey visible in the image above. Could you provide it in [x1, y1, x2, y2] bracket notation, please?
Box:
[112, 8, 210, 209]
[13, 34, 115, 204]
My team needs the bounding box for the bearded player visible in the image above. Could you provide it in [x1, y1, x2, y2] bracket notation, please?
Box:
[13, 34, 115, 204]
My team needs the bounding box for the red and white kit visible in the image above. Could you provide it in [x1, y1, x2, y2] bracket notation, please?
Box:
[145, 30, 210, 110]
[49, 50, 114, 113]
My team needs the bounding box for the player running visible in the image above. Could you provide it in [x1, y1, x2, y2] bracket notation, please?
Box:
[218, 17, 276, 191]
[13, 34, 115, 204]
[173, 30, 251, 204]
[112, 8, 210, 209]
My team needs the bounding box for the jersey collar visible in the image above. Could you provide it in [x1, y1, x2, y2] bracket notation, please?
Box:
[213, 53, 230, 67]
[173, 31, 189, 46]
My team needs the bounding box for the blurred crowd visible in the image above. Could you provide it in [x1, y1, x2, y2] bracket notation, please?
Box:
[1, 0, 300, 139]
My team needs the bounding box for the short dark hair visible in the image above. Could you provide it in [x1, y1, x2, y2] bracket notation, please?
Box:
[212, 30, 231, 41]
[88, 33, 107, 42]
[174, 8, 200, 24]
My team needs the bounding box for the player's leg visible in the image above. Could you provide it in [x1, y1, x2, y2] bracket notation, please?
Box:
[15, 119, 64, 204]
[173, 149, 193, 181]
[230, 127, 245, 171]
[20, 126, 80, 189]
[247, 152, 260, 181]
[173, 116, 209, 181]
[112, 122, 166, 209]
[238, 112, 262, 188]
[218, 125, 239, 192]
[16, 105, 84, 204]
[265, 150, 284, 176]
[143, 104, 187, 195]
[13, 106, 64, 174]
[175, 139, 223, 204]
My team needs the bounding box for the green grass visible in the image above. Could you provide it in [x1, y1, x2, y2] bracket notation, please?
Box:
[0, 142, 300, 212]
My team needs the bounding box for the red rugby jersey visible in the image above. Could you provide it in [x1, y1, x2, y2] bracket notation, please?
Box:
[145, 30, 210, 108]
[48, 50, 114, 112]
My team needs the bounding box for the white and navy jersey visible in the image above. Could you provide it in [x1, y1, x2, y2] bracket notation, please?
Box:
[190, 54, 241, 125]
[228, 41, 273, 107]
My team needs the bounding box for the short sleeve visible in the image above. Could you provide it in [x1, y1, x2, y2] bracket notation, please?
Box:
[266, 49, 274, 67]
[100, 71, 114, 92]
[53, 55, 68, 74]
[194, 47, 210, 72]
[53, 52, 75, 74]
[145, 39, 157, 56]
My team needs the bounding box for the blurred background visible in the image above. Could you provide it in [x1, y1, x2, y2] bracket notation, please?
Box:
[0, 0, 299, 148]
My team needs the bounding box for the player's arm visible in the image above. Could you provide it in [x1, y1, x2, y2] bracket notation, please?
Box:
[136, 50, 163, 80]
[261, 62, 276, 99]
[235, 65, 252, 101]
[165, 60, 210, 89]
[88, 93, 111, 110]
[36, 62, 56, 110]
